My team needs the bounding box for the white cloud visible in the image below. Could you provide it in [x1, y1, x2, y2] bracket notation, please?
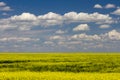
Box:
[105, 4, 116, 9]
[0, 6, 12, 11]
[11, 13, 37, 21]
[94, 4, 116, 9]
[112, 8, 120, 15]
[0, 2, 12, 11]
[45, 30, 120, 51]
[50, 35, 64, 40]
[58, 41, 82, 45]
[0, 13, 38, 31]
[44, 41, 54, 45]
[99, 24, 110, 29]
[38, 12, 62, 20]
[0, 2, 6, 6]
[71, 33, 101, 40]
[94, 4, 103, 9]
[0, 12, 113, 31]
[0, 37, 39, 42]
[64, 12, 113, 24]
[71, 30, 120, 41]
[73, 24, 90, 31]
[55, 30, 66, 34]
[38, 12, 63, 27]
[106, 30, 120, 40]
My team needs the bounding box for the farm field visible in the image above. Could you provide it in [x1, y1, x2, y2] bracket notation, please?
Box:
[0, 52, 120, 80]
[0, 72, 120, 80]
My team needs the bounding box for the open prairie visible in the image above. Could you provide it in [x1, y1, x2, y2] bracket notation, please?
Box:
[0, 52, 120, 80]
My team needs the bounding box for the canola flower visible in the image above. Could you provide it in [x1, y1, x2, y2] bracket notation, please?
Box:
[0, 72, 120, 80]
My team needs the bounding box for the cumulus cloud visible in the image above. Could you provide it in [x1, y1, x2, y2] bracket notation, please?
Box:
[45, 29, 120, 51]
[44, 41, 54, 45]
[64, 12, 113, 24]
[0, 2, 12, 11]
[71, 33, 101, 40]
[112, 8, 120, 15]
[99, 24, 110, 29]
[55, 30, 66, 34]
[0, 2, 6, 6]
[11, 13, 37, 21]
[0, 6, 12, 11]
[73, 24, 90, 31]
[105, 4, 116, 9]
[0, 13, 38, 31]
[0, 37, 39, 42]
[0, 12, 113, 31]
[94, 4, 116, 9]
[106, 30, 120, 40]
[38, 12, 63, 27]
[94, 4, 103, 9]
[50, 35, 64, 40]
[71, 30, 120, 41]
[58, 41, 82, 45]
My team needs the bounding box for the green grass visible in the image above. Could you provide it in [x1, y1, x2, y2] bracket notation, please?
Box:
[0, 52, 120, 80]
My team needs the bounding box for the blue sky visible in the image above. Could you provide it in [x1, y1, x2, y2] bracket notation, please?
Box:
[0, 0, 120, 52]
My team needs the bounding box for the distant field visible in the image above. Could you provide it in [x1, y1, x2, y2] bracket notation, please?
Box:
[0, 52, 120, 72]
[0, 52, 120, 80]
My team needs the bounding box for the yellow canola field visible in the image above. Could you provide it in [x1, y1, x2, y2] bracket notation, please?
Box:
[0, 72, 120, 80]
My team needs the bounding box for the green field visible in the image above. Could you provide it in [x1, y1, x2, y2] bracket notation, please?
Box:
[0, 52, 120, 80]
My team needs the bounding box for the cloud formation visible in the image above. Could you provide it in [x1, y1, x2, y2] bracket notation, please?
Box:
[105, 4, 116, 9]
[71, 30, 120, 41]
[94, 4, 116, 9]
[64, 12, 113, 24]
[45, 29, 120, 51]
[50, 35, 65, 40]
[99, 24, 110, 29]
[47, 30, 120, 46]
[94, 4, 103, 9]
[0, 2, 12, 11]
[0, 12, 113, 31]
[0, 2, 6, 6]
[0, 1, 120, 52]
[71, 33, 101, 41]
[112, 8, 120, 15]
[73, 24, 90, 31]
[55, 30, 66, 34]
[0, 37, 39, 42]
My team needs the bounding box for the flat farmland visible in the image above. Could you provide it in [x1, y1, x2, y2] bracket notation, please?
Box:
[0, 52, 120, 80]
